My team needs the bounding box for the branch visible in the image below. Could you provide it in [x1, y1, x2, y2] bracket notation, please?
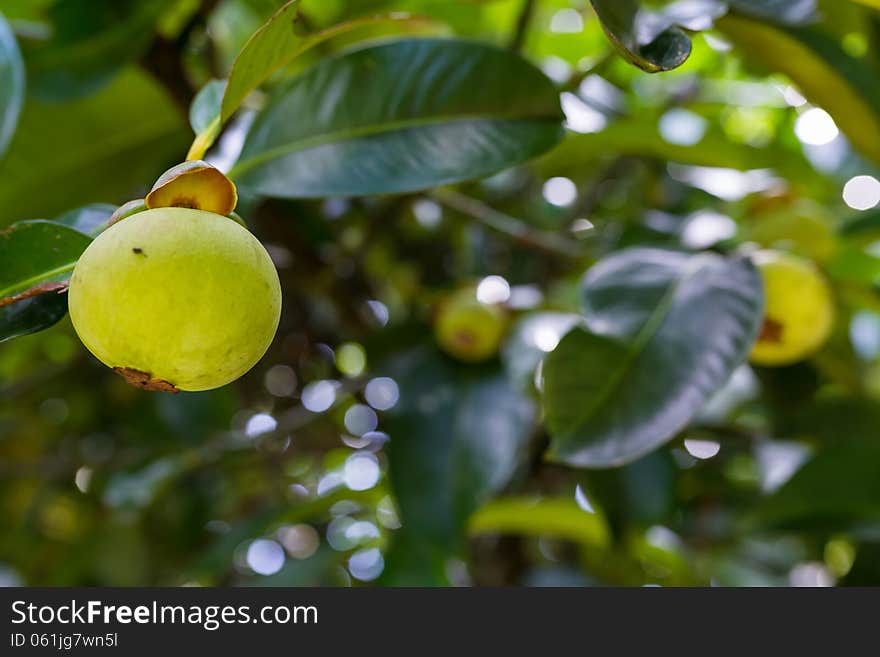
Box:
[140, 0, 222, 115]
[509, 0, 537, 53]
[430, 189, 584, 258]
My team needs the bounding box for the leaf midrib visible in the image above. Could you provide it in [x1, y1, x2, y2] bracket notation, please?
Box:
[560, 257, 710, 443]
[230, 113, 561, 177]
[0, 261, 76, 299]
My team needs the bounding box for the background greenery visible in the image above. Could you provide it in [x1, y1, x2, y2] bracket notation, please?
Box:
[1, 0, 880, 586]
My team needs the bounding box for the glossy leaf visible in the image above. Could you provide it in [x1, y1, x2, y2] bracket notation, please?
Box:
[590, 0, 694, 72]
[543, 248, 763, 468]
[0, 69, 188, 225]
[54, 203, 116, 237]
[222, 5, 434, 124]
[24, 0, 170, 101]
[0, 11, 24, 159]
[384, 345, 536, 551]
[0, 220, 91, 341]
[232, 38, 564, 198]
[718, 13, 880, 165]
[187, 2, 436, 157]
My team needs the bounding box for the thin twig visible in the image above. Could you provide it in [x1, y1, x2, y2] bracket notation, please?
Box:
[430, 189, 584, 258]
[140, 0, 221, 114]
[509, 0, 537, 53]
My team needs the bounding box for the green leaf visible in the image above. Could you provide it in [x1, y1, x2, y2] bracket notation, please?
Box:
[186, 2, 437, 157]
[827, 246, 880, 285]
[186, 79, 226, 159]
[469, 497, 610, 548]
[501, 312, 581, 393]
[543, 248, 763, 468]
[0, 69, 188, 225]
[54, 203, 116, 237]
[0, 220, 91, 342]
[23, 0, 170, 101]
[718, 13, 880, 166]
[0, 11, 24, 159]
[190, 80, 226, 136]
[590, 0, 695, 72]
[222, 3, 435, 124]
[840, 208, 880, 241]
[755, 438, 880, 531]
[384, 345, 536, 552]
[232, 38, 564, 198]
[727, 0, 818, 24]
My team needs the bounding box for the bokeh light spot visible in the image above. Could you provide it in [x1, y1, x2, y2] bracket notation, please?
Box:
[264, 365, 297, 397]
[543, 177, 577, 207]
[795, 108, 838, 146]
[245, 413, 277, 438]
[336, 342, 366, 377]
[348, 548, 384, 582]
[344, 404, 378, 436]
[344, 452, 381, 491]
[364, 377, 399, 411]
[476, 275, 511, 305]
[302, 380, 337, 413]
[246, 539, 285, 576]
[843, 175, 880, 211]
[659, 109, 707, 146]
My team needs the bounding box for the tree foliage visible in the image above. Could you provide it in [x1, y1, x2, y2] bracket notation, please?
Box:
[1, 0, 879, 587]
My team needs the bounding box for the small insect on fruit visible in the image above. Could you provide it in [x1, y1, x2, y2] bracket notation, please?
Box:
[749, 250, 834, 367]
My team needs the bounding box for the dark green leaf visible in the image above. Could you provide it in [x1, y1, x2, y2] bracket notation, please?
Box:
[755, 438, 880, 531]
[232, 38, 564, 197]
[24, 0, 170, 101]
[840, 208, 880, 240]
[187, 3, 436, 157]
[222, 4, 434, 124]
[0, 292, 69, 344]
[0, 11, 24, 159]
[0, 220, 91, 341]
[54, 203, 115, 237]
[0, 69, 188, 225]
[590, 0, 694, 72]
[543, 248, 763, 468]
[384, 345, 536, 552]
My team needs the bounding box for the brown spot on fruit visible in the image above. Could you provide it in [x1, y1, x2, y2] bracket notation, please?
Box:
[759, 317, 784, 344]
[113, 367, 179, 393]
[453, 329, 478, 347]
